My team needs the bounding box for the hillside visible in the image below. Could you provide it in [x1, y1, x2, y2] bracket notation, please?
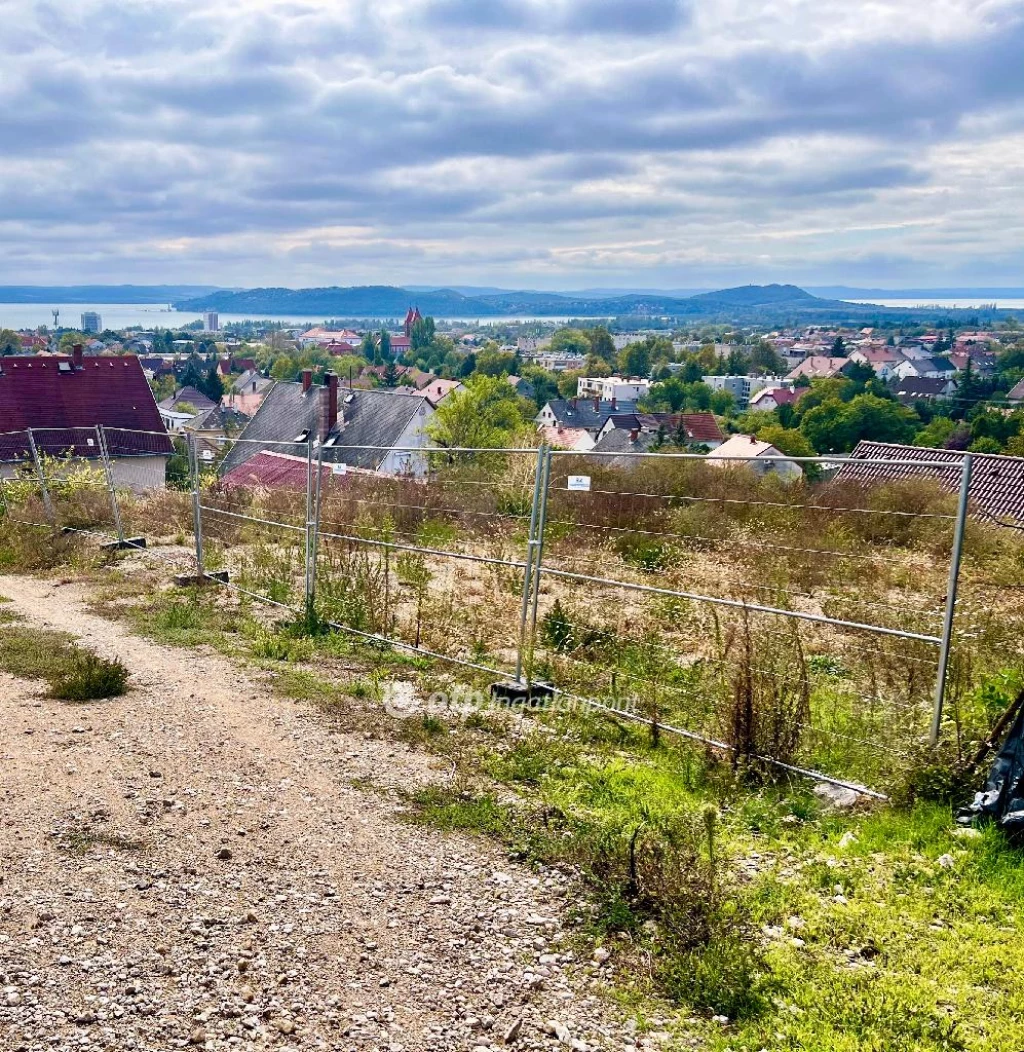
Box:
[172, 283, 1015, 322]
[0, 285, 225, 304]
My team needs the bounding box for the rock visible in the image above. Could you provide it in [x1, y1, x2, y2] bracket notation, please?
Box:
[592, 947, 610, 964]
[188, 1028, 207, 1045]
[275, 1019, 295, 1035]
[838, 831, 857, 849]
[546, 1020, 572, 1043]
[937, 853, 955, 869]
[149, 770, 163, 779]
[813, 783, 861, 810]
[503, 1016, 523, 1044]
[215, 848, 233, 861]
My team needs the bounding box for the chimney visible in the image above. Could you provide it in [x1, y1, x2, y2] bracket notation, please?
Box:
[630, 428, 639, 442]
[301, 369, 313, 393]
[571, 397, 577, 410]
[593, 396, 600, 412]
[72, 343, 83, 369]
[749, 434, 757, 444]
[611, 396, 617, 411]
[321, 372, 339, 439]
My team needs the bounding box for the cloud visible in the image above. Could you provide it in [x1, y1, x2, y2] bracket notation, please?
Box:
[0, 0, 1022, 286]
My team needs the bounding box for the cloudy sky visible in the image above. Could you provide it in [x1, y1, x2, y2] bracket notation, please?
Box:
[3, 0, 1024, 289]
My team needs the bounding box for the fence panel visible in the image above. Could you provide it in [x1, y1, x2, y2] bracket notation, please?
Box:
[311, 445, 541, 682]
[23, 426, 121, 539]
[0, 429, 51, 527]
[532, 450, 966, 791]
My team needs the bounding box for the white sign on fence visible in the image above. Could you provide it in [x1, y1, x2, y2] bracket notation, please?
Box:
[567, 475, 591, 492]
[332, 462, 348, 476]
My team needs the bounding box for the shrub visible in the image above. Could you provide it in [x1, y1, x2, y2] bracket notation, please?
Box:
[49, 652, 130, 701]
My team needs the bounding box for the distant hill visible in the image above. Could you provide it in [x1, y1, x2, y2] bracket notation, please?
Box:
[173, 283, 1015, 323]
[0, 285, 226, 304]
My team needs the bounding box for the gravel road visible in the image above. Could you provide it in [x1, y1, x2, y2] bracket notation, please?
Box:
[0, 575, 654, 1052]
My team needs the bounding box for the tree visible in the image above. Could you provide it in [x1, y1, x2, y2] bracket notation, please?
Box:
[0, 328, 20, 356]
[427, 375, 526, 450]
[202, 365, 224, 403]
[475, 346, 517, 377]
[831, 335, 847, 357]
[381, 359, 399, 387]
[548, 328, 591, 357]
[587, 326, 617, 365]
[411, 316, 436, 352]
[378, 329, 391, 362]
[968, 436, 1002, 454]
[149, 374, 176, 402]
[914, 416, 957, 449]
[620, 341, 652, 378]
[59, 331, 88, 352]
[800, 394, 918, 453]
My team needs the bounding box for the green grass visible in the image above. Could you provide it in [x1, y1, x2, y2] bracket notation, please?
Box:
[0, 624, 130, 700]
[400, 707, 1024, 1048]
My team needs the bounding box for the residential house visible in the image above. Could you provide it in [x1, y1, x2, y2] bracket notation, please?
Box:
[706, 434, 803, 479]
[847, 346, 906, 380]
[892, 356, 957, 381]
[296, 327, 361, 349]
[891, 377, 957, 404]
[576, 377, 652, 402]
[702, 374, 786, 407]
[785, 357, 849, 382]
[226, 369, 275, 416]
[0, 346, 172, 491]
[595, 412, 724, 449]
[747, 387, 802, 413]
[531, 353, 586, 372]
[538, 425, 595, 451]
[1006, 378, 1024, 405]
[507, 375, 535, 401]
[535, 397, 638, 437]
[158, 387, 217, 433]
[219, 372, 435, 480]
[837, 442, 1024, 523]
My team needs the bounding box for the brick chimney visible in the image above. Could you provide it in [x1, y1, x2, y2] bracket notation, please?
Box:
[72, 344, 83, 369]
[321, 372, 339, 440]
[611, 396, 617, 411]
[593, 396, 600, 411]
[301, 368, 313, 393]
[630, 428, 639, 442]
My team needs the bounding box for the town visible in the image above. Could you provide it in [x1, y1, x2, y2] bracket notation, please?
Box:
[3, 300, 1024, 499]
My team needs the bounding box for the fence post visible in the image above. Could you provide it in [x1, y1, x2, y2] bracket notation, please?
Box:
[523, 446, 554, 688]
[930, 452, 973, 745]
[26, 429, 55, 524]
[304, 437, 315, 613]
[96, 426, 125, 544]
[188, 431, 205, 579]
[310, 441, 325, 614]
[514, 445, 547, 683]
[0, 474, 10, 519]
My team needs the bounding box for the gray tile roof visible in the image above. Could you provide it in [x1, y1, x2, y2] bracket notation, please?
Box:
[541, 398, 638, 430]
[219, 381, 430, 475]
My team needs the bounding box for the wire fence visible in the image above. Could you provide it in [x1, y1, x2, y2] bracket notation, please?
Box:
[3, 426, 1006, 798]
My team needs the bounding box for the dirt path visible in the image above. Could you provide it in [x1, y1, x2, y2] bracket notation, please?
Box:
[0, 575, 643, 1052]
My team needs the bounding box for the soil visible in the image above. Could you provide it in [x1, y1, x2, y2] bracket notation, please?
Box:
[0, 575, 653, 1052]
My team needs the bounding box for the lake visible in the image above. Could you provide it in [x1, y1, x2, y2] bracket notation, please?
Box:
[0, 303, 611, 330]
[846, 298, 1024, 310]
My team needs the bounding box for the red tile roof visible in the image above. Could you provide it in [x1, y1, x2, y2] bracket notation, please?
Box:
[0, 355, 171, 461]
[219, 450, 340, 491]
[838, 442, 1024, 524]
[668, 412, 725, 444]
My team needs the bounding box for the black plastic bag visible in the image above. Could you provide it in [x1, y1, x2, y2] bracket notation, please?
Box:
[960, 704, 1024, 840]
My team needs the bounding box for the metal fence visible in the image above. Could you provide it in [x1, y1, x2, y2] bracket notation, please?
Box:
[0, 425, 175, 548]
[3, 429, 990, 797]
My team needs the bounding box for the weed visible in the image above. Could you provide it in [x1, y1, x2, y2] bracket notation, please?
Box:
[49, 651, 130, 701]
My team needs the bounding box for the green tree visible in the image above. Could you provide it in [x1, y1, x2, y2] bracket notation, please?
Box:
[381, 359, 399, 387]
[475, 346, 517, 377]
[59, 331, 88, 352]
[587, 326, 617, 365]
[0, 328, 20, 356]
[202, 365, 224, 403]
[427, 375, 526, 450]
[149, 374, 176, 402]
[378, 329, 391, 362]
[831, 335, 847, 357]
[968, 436, 1002, 454]
[913, 416, 957, 448]
[620, 341, 652, 378]
[411, 316, 436, 351]
[548, 328, 591, 357]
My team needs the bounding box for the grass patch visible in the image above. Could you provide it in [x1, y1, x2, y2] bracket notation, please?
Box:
[0, 624, 130, 700]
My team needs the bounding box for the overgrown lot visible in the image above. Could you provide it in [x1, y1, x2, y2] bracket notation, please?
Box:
[3, 455, 1024, 1049]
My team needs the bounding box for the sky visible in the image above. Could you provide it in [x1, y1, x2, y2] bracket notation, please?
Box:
[3, 0, 1024, 290]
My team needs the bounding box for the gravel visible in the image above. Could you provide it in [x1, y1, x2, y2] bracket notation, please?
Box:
[0, 576, 660, 1052]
